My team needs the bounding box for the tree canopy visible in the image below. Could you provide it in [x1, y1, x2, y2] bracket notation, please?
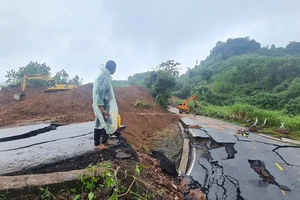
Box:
[173, 37, 300, 115]
[5, 61, 83, 87]
[144, 60, 178, 107]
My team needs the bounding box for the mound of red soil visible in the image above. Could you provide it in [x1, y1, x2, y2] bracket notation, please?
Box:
[0, 84, 179, 150]
[115, 86, 178, 150]
[0, 84, 94, 126]
[114, 86, 166, 113]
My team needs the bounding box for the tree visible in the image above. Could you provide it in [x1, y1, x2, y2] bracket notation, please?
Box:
[69, 75, 83, 86]
[151, 71, 176, 107]
[285, 77, 300, 100]
[284, 97, 300, 116]
[5, 61, 83, 87]
[144, 71, 159, 93]
[145, 62, 177, 107]
[286, 41, 300, 55]
[5, 61, 51, 84]
[53, 69, 70, 83]
[154, 60, 181, 77]
[271, 44, 276, 50]
[53, 70, 83, 86]
[208, 37, 261, 60]
[128, 71, 151, 86]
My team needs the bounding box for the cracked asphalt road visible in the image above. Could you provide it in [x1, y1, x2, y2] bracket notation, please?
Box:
[184, 115, 300, 200]
[0, 122, 95, 175]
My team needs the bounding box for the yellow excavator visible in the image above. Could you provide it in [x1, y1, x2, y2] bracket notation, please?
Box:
[176, 95, 198, 114]
[14, 75, 78, 101]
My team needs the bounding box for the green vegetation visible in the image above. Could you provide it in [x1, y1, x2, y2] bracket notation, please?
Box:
[132, 100, 153, 109]
[128, 71, 152, 86]
[74, 162, 155, 200]
[144, 60, 179, 107]
[175, 38, 300, 113]
[114, 60, 180, 108]
[157, 37, 300, 140]
[39, 186, 56, 200]
[4, 61, 83, 88]
[195, 103, 300, 140]
[112, 80, 130, 88]
[124, 37, 300, 139]
[26, 162, 159, 200]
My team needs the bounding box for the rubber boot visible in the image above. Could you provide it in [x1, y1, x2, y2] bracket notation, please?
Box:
[100, 129, 108, 144]
[94, 128, 101, 146]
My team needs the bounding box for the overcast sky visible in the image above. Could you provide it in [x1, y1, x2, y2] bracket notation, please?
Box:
[0, 0, 299, 84]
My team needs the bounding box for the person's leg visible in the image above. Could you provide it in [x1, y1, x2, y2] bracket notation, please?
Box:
[94, 118, 101, 146]
[94, 128, 101, 146]
[99, 128, 109, 144]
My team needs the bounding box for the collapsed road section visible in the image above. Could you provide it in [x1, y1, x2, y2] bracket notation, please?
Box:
[180, 116, 300, 200]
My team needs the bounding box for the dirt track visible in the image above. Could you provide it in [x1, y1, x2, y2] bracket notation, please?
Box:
[0, 84, 179, 150]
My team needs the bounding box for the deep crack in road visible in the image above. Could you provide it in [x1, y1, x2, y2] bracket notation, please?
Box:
[183, 115, 300, 200]
[192, 136, 243, 199]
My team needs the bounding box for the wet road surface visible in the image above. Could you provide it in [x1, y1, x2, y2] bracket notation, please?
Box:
[0, 122, 95, 175]
[183, 115, 300, 200]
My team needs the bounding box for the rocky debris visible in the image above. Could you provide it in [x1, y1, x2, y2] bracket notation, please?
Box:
[248, 125, 258, 132]
[178, 175, 206, 200]
[138, 152, 180, 199]
[274, 128, 290, 134]
[116, 151, 132, 159]
[185, 189, 206, 200]
[179, 177, 190, 195]
[138, 152, 206, 199]
[150, 149, 178, 177]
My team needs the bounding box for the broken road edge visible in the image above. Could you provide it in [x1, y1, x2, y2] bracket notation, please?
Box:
[177, 121, 196, 176]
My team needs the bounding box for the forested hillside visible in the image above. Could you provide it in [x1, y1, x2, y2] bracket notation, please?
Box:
[174, 37, 300, 115]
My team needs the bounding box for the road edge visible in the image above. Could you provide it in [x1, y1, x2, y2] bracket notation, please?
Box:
[178, 122, 190, 175]
[259, 133, 300, 145]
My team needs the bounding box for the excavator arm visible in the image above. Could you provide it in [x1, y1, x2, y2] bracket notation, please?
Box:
[20, 75, 53, 92]
[14, 75, 53, 101]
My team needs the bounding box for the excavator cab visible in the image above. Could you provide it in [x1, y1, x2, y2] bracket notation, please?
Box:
[47, 80, 56, 88]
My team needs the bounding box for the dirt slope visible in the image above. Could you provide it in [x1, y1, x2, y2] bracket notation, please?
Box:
[0, 84, 94, 126]
[0, 84, 179, 150]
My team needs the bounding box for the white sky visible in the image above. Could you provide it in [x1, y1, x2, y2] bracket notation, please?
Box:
[0, 0, 299, 84]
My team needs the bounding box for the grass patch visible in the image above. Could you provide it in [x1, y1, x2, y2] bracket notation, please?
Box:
[193, 102, 300, 141]
[141, 145, 149, 154]
[132, 100, 153, 109]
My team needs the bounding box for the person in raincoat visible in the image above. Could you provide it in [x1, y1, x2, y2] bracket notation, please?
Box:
[92, 60, 119, 149]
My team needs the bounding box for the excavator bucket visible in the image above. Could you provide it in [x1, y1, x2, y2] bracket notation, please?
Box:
[14, 93, 25, 101]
